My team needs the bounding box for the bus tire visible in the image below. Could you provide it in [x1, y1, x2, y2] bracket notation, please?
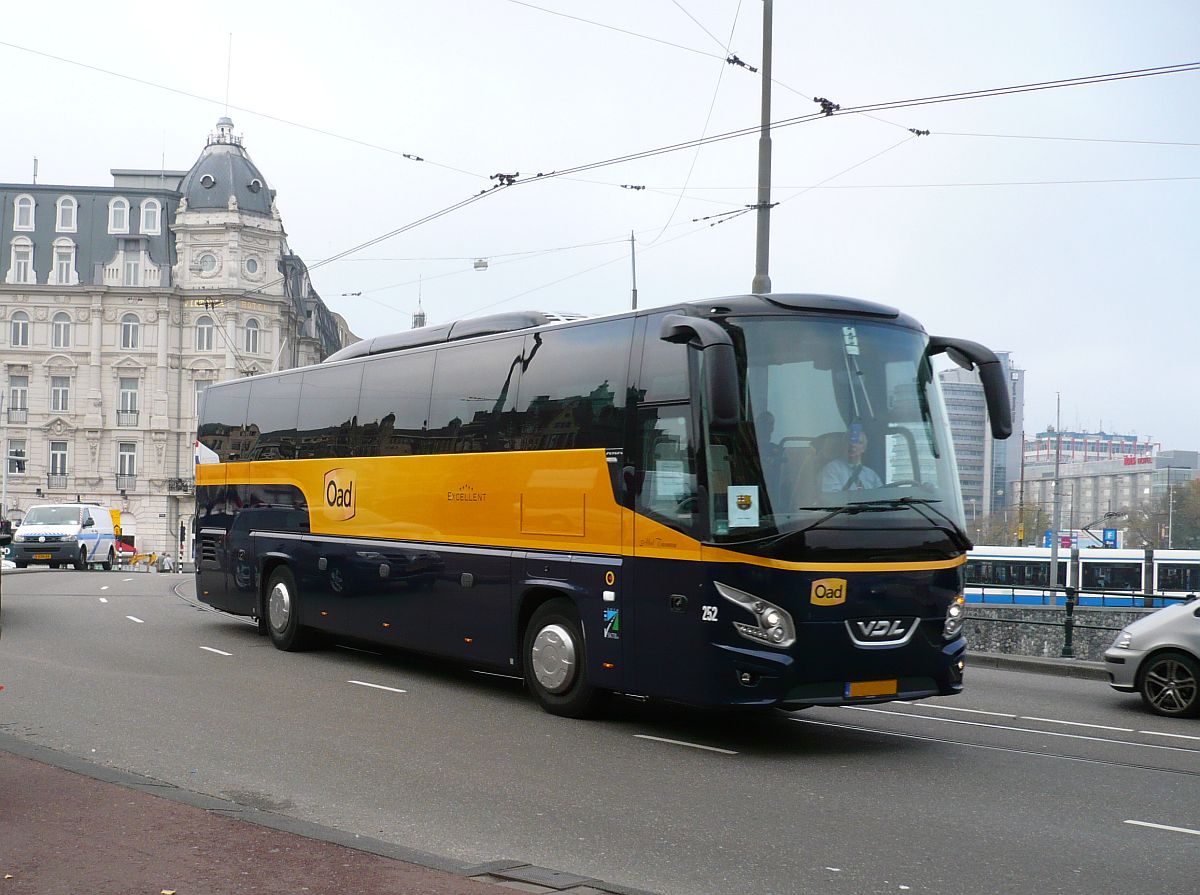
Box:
[265, 566, 313, 651]
[74, 546, 87, 570]
[1138, 651, 1200, 718]
[523, 598, 607, 718]
[102, 548, 115, 571]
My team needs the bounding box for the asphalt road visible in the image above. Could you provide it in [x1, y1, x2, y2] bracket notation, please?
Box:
[1, 568, 1198, 895]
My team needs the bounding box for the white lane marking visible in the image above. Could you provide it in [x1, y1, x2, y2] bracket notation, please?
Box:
[122, 578, 133, 582]
[1020, 716, 1134, 732]
[126, 616, 144, 624]
[348, 680, 407, 694]
[839, 706, 1200, 754]
[100, 586, 109, 591]
[1140, 729, 1200, 742]
[633, 734, 738, 755]
[1124, 820, 1200, 837]
[471, 669, 522, 680]
[200, 646, 232, 656]
[911, 703, 1016, 718]
[99, 597, 109, 603]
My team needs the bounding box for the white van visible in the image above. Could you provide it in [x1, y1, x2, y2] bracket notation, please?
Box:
[11, 503, 119, 570]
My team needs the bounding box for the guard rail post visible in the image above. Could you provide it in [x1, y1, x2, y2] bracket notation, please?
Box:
[1061, 585, 1077, 658]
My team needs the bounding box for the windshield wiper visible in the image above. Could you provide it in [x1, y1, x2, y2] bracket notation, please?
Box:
[788, 502, 911, 538]
[847, 497, 972, 550]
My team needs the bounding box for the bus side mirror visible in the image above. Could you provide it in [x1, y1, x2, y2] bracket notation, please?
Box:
[660, 315, 739, 430]
[928, 335, 1012, 439]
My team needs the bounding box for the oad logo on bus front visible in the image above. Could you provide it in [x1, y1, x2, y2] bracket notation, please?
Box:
[323, 468, 357, 521]
[810, 577, 847, 606]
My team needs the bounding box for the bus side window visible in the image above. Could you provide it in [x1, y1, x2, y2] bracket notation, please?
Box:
[637, 406, 698, 528]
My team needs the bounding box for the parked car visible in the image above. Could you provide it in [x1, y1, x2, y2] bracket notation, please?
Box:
[1104, 598, 1200, 717]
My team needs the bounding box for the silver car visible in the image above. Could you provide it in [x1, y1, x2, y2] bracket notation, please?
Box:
[1105, 598, 1200, 718]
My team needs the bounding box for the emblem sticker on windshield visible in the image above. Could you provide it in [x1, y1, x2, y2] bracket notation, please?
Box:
[727, 486, 759, 528]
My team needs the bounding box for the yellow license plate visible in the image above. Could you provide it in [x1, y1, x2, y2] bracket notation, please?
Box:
[846, 679, 898, 698]
[33, 553, 52, 560]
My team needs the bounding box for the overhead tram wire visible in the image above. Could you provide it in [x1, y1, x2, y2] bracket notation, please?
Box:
[0, 38, 487, 181]
[646, 0, 745, 245]
[936, 131, 1200, 148]
[240, 62, 1200, 309]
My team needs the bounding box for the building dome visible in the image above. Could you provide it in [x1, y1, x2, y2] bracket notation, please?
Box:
[178, 117, 273, 216]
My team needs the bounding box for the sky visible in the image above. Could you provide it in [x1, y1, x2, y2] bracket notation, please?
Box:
[2, 1, 1198, 447]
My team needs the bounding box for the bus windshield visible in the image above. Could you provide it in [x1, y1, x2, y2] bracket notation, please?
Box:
[705, 315, 965, 542]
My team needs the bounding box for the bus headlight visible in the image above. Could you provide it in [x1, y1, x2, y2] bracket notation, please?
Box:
[943, 594, 966, 640]
[715, 582, 796, 649]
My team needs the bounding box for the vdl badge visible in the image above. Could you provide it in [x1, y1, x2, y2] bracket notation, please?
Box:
[323, 468, 357, 521]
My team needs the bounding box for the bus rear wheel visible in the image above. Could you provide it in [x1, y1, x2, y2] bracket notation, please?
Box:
[523, 599, 607, 718]
[265, 566, 314, 651]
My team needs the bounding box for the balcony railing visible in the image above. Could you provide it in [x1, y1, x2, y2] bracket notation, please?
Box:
[167, 477, 194, 494]
[46, 474, 69, 490]
[7, 407, 27, 424]
[115, 474, 137, 491]
[116, 410, 139, 427]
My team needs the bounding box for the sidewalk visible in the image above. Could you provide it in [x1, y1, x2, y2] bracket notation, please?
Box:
[968, 650, 1109, 681]
[0, 735, 638, 895]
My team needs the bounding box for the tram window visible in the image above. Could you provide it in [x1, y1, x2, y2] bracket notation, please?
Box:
[1082, 562, 1140, 591]
[1158, 563, 1200, 592]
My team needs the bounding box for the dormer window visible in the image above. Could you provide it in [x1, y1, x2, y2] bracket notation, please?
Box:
[109, 197, 129, 234]
[56, 196, 77, 232]
[200, 174, 216, 189]
[140, 199, 161, 235]
[14, 195, 34, 231]
[7, 238, 34, 285]
[248, 179, 262, 193]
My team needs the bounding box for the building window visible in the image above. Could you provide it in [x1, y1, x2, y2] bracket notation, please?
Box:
[108, 197, 129, 233]
[198, 252, 217, 274]
[194, 379, 209, 416]
[245, 257, 259, 274]
[6, 438, 26, 474]
[53, 238, 77, 285]
[7, 375, 28, 423]
[8, 238, 34, 284]
[10, 311, 30, 346]
[56, 196, 77, 232]
[244, 318, 260, 354]
[140, 199, 161, 235]
[52, 312, 72, 348]
[13, 195, 34, 231]
[50, 376, 71, 412]
[118, 377, 139, 413]
[124, 251, 141, 286]
[49, 441, 68, 476]
[9, 375, 28, 411]
[195, 315, 214, 351]
[120, 313, 140, 349]
[118, 442, 137, 476]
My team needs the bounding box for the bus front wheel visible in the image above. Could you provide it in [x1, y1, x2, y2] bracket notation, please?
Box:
[523, 599, 607, 718]
[265, 566, 313, 651]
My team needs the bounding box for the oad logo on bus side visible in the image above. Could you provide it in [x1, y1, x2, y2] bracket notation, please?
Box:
[810, 577, 847, 606]
[323, 468, 356, 521]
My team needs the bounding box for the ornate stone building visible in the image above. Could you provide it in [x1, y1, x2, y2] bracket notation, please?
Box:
[1, 118, 354, 557]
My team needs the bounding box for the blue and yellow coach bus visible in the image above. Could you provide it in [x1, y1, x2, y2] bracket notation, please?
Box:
[195, 293, 1010, 716]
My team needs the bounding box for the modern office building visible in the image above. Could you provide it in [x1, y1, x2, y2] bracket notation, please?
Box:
[1, 118, 354, 557]
[939, 351, 1024, 520]
[1016, 429, 1197, 533]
